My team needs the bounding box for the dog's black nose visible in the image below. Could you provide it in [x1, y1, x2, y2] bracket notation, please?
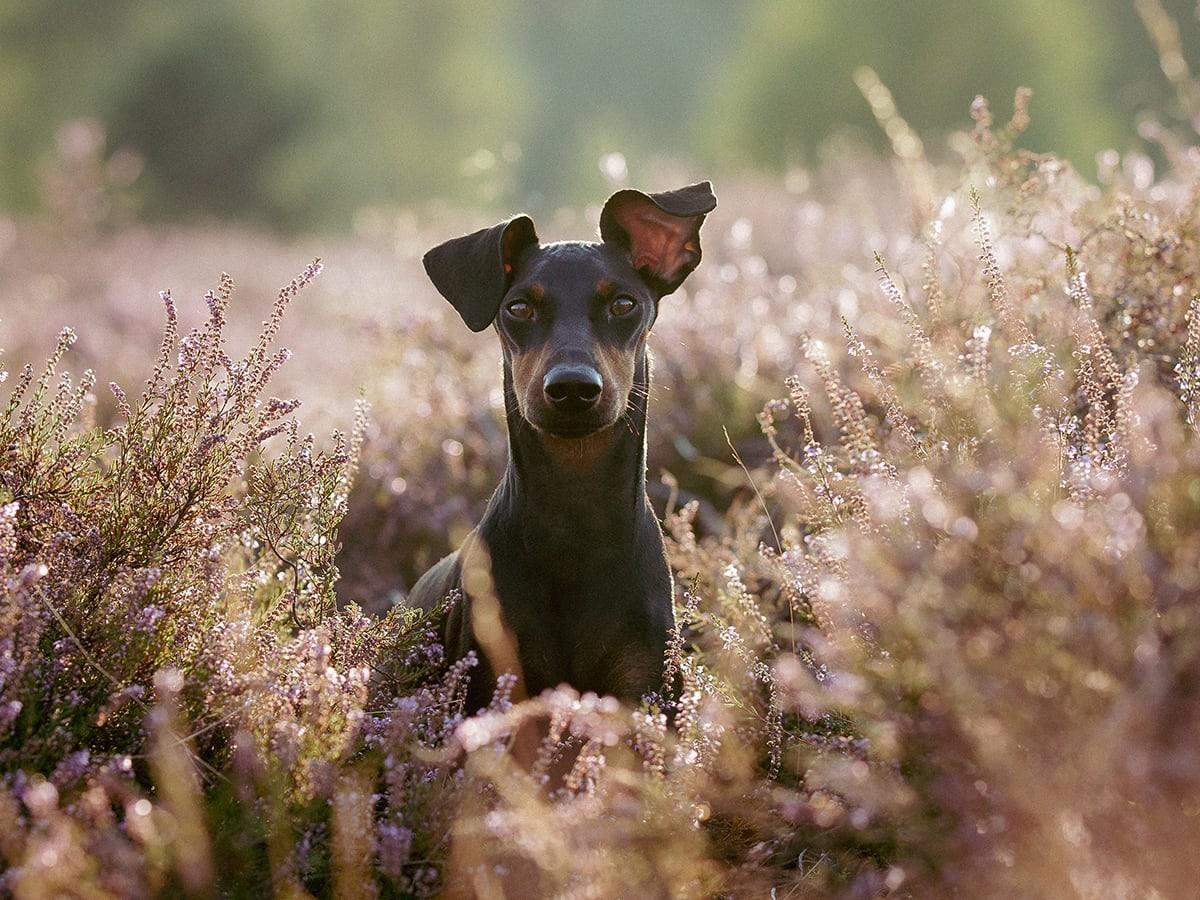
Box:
[543, 365, 603, 411]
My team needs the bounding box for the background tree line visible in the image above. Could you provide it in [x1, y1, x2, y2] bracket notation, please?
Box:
[1, 0, 1195, 230]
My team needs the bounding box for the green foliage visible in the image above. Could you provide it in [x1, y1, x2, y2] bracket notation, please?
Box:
[2, 1, 1198, 227]
[0, 0, 525, 228]
[705, 0, 1127, 172]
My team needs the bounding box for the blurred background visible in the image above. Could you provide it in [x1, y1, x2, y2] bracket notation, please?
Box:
[2, 0, 1197, 232]
[2, 0, 1199, 604]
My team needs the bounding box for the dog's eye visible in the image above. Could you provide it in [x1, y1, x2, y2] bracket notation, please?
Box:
[505, 300, 534, 320]
[609, 296, 637, 317]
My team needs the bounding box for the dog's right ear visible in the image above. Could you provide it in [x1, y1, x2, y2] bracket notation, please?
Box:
[423, 216, 539, 332]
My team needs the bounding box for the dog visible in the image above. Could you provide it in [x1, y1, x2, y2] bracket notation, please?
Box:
[409, 181, 716, 712]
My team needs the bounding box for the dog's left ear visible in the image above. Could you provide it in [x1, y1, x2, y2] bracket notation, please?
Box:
[599, 181, 717, 296]
[423, 215, 539, 331]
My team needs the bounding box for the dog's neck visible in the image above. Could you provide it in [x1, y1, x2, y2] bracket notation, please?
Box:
[498, 350, 651, 549]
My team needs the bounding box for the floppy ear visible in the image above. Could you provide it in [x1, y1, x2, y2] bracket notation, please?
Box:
[599, 181, 717, 296]
[423, 216, 539, 331]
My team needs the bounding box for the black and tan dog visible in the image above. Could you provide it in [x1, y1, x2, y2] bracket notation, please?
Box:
[410, 181, 716, 712]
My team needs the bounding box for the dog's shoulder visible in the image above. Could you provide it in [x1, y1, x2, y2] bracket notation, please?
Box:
[407, 549, 463, 612]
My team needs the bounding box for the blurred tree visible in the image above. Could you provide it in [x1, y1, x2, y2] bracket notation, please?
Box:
[0, 0, 525, 228]
[0, 0, 1196, 229]
[704, 0, 1198, 174]
[503, 0, 743, 202]
[106, 4, 313, 223]
[0, 0, 146, 211]
[252, 0, 529, 227]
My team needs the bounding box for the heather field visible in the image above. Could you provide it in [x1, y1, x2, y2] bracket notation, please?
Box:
[5, 88, 1200, 898]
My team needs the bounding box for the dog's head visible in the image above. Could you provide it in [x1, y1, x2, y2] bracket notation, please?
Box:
[423, 182, 716, 439]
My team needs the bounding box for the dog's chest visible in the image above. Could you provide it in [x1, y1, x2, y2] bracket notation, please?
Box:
[486, 533, 672, 696]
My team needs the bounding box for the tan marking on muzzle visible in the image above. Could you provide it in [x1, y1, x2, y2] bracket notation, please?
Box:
[509, 341, 553, 419]
[595, 341, 636, 416]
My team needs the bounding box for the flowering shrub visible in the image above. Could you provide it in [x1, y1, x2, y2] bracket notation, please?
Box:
[4, 82, 1200, 897]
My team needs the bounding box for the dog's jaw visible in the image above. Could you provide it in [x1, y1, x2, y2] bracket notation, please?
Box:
[538, 423, 623, 473]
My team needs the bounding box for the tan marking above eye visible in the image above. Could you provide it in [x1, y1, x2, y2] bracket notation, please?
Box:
[595, 278, 613, 295]
[528, 283, 545, 300]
